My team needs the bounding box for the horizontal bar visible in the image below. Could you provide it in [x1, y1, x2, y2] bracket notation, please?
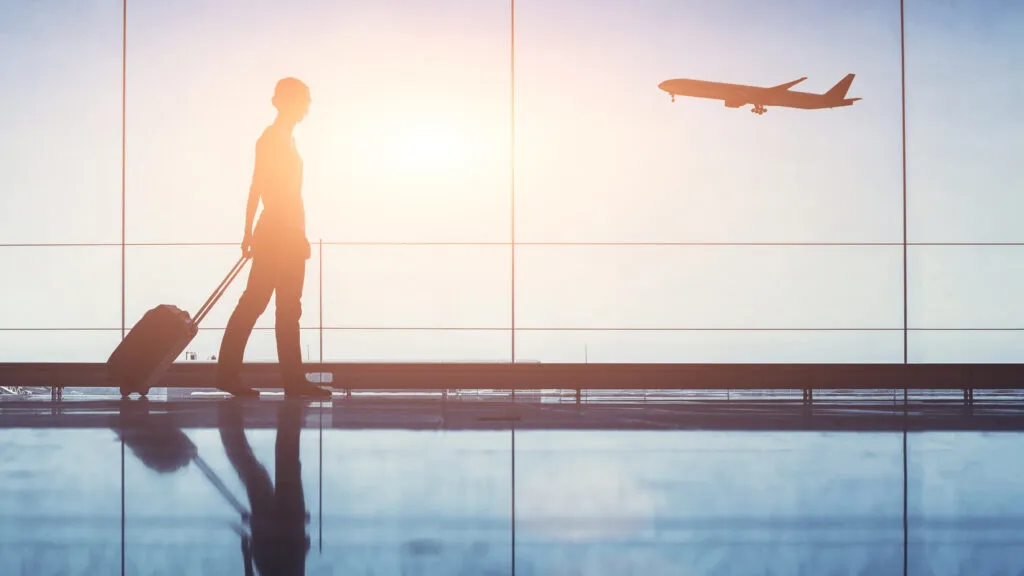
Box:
[6, 241, 1024, 248]
[2, 362, 1024, 390]
[4, 327, 1024, 332]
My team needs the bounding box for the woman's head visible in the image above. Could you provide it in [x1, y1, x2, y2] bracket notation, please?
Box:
[272, 77, 311, 122]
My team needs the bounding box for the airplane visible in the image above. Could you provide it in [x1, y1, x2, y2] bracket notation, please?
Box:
[657, 74, 860, 115]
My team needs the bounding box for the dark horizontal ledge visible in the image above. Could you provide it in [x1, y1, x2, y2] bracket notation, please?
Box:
[2, 362, 1024, 390]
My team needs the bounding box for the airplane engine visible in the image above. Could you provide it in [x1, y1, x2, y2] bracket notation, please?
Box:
[724, 100, 745, 108]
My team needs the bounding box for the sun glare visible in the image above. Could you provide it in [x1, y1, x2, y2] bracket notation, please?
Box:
[395, 123, 466, 171]
[299, 93, 501, 242]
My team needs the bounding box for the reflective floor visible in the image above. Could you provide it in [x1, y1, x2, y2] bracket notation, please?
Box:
[1, 395, 1023, 575]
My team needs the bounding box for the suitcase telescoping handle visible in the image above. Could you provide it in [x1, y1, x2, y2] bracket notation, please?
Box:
[192, 455, 251, 521]
[193, 255, 251, 327]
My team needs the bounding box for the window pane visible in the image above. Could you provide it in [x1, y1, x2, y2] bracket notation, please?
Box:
[0, 1, 122, 244]
[516, 246, 903, 330]
[514, 0, 902, 243]
[908, 331, 1024, 364]
[322, 329, 510, 363]
[126, 0, 510, 243]
[516, 329, 902, 363]
[0, 330, 121, 362]
[906, 1, 1024, 242]
[0, 246, 120, 329]
[908, 246, 1024, 329]
[321, 245, 510, 329]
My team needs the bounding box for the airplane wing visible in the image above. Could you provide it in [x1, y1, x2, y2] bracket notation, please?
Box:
[723, 87, 754, 107]
[769, 77, 807, 91]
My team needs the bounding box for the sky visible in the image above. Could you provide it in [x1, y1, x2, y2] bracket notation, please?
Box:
[1, 0, 1023, 363]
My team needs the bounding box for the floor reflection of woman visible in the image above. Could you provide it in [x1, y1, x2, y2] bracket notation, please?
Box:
[219, 400, 310, 575]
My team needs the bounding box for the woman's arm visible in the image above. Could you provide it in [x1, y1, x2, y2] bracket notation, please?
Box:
[241, 139, 266, 255]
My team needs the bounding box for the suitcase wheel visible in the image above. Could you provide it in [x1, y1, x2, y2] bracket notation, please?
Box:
[120, 387, 150, 400]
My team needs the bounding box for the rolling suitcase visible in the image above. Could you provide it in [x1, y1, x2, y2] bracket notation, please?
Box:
[108, 255, 250, 398]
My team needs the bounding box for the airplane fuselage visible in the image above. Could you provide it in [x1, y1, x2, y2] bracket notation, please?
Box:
[658, 75, 860, 114]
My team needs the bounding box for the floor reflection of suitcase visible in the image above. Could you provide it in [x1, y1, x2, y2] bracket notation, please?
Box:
[108, 256, 250, 398]
[114, 402, 254, 571]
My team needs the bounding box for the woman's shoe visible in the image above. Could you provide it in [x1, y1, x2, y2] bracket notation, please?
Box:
[284, 383, 332, 399]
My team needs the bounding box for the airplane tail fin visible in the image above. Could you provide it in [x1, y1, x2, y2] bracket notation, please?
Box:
[825, 74, 856, 100]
